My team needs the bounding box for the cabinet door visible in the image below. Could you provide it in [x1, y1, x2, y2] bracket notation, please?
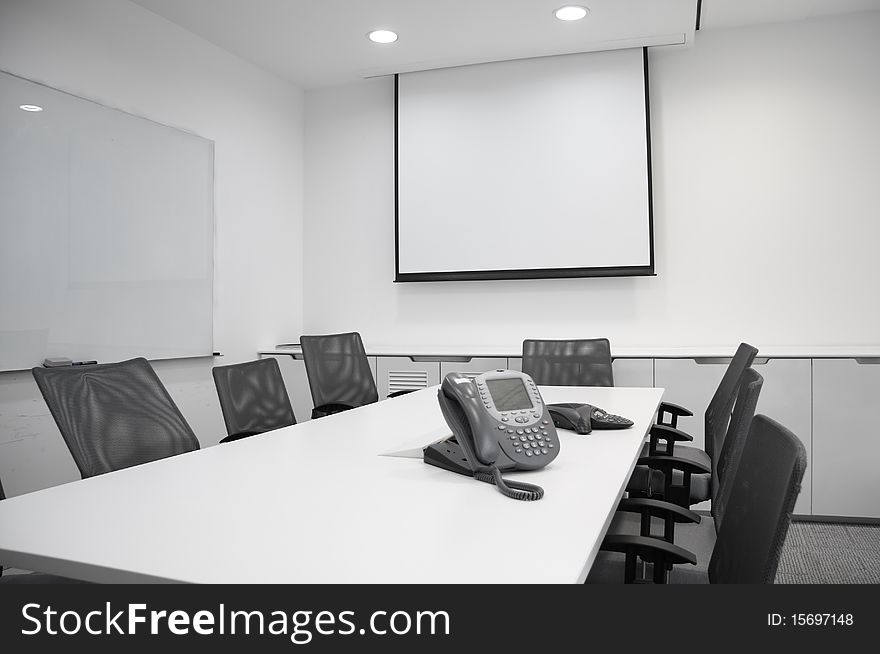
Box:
[376, 357, 441, 397]
[813, 358, 880, 519]
[506, 357, 652, 387]
[750, 359, 812, 515]
[439, 357, 508, 379]
[612, 359, 654, 388]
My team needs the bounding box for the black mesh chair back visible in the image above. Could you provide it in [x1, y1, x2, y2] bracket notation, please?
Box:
[521, 338, 614, 386]
[300, 332, 379, 409]
[31, 358, 199, 479]
[703, 342, 758, 470]
[709, 414, 807, 583]
[212, 358, 296, 442]
[712, 367, 763, 523]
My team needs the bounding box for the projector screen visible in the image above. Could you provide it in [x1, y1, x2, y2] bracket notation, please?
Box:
[395, 47, 653, 282]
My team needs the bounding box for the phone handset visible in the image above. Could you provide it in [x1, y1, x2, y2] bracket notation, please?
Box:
[438, 372, 547, 501]
[439, 374, 499, 470]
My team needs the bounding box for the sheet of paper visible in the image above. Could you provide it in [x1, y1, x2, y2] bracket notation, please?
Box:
[378, 425, 453, 458]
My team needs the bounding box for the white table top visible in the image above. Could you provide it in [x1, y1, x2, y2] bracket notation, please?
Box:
[261, 344, 880, 359]
[0, 386, 663, 584]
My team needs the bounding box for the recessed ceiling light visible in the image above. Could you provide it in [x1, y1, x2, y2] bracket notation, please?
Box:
[19, 104, 43, 112]
[555, 5, 589, 21]
[368, 30, 398, 44]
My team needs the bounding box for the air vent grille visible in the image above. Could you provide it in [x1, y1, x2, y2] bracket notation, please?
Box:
[388, 370, 429, 393]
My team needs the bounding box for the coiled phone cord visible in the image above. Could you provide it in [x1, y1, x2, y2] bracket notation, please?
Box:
[474, 466, 545, 501]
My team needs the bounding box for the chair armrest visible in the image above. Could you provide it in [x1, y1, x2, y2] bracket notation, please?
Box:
[388, 390, 416, 398]
[656, 401, 693, 429]
[616, 497, 701, 542]
[600, 534, 697, 583]
[648, 423, 693, 456]
[638, 454, 711, 476]
[637, 454, 711, 508]
[617, 498, 702, 524]
[602, 534, 696, 564]
[311, 403, 355, 419]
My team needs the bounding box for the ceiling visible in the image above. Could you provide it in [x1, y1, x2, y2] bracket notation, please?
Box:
[130, 0, 880, 89]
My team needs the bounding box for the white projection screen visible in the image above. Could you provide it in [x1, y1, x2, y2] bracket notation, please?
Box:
[395, 47, 653, 281]
[0, 70, 214, 371]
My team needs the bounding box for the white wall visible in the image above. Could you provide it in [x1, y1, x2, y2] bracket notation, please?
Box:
[303, 11, 880, 350]
[0, 0, 304, 496]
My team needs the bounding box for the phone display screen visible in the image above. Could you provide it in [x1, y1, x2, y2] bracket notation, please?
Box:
[486, 378, 533, 412]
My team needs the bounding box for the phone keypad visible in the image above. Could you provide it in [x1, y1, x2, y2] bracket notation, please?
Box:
[518, 438, 551, 453]
[501, 426, 557, 463]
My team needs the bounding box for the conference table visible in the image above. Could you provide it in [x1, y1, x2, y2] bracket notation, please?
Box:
[0, 385, 663, 583]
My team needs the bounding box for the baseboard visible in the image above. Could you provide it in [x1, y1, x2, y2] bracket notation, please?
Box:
[793, 514, 880, 525]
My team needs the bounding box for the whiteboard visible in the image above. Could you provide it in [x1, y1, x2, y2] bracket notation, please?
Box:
[396, 48, 653, 281]
[0, 70, 214, 371]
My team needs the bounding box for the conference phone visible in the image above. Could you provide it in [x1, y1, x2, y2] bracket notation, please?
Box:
[547, 403, 633, 435]
[426, 369, 560, 501]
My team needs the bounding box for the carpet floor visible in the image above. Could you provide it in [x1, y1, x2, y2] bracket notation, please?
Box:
[775, 521, 880, 584]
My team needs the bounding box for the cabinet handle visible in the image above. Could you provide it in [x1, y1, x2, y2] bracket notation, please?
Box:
[410, 356, 472, 363]
[693, 357, 768, 365]
[855, 357, 880, 365]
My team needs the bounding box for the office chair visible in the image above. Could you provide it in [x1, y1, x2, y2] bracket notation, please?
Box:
[31, 357, 200, 479]
[628, 342, 759, 506]
[212, 358, 296, 443]
[587, 413, 806, 583]
[598, 368, 764, 582]
[300, 331, 411, 420]
[521, 338, 614, 386]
